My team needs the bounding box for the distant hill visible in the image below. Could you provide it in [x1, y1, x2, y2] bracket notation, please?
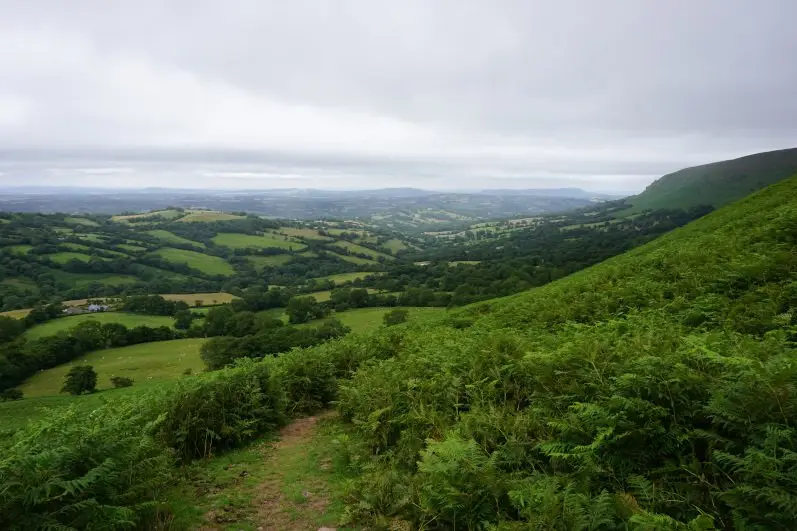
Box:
[629, 147, 797, 211]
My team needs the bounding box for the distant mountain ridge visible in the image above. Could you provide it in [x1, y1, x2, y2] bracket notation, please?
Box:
[629, 147, 797, 211]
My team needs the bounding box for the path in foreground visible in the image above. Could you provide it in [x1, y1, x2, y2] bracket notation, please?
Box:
[190, 412, 346, 531]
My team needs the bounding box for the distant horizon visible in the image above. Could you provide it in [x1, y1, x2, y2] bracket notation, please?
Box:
[0, 183, 635, 196]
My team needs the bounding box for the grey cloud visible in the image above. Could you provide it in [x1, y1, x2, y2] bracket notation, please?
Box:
[0, 0, 795, 192]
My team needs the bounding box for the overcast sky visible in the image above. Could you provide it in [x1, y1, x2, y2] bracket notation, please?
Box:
[0, 1, 795, 192]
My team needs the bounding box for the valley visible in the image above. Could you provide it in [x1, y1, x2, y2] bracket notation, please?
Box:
[1, 149, 796, 530]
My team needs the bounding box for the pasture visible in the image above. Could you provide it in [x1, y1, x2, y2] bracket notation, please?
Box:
[24, 312, 175, 340]
[160, 292, 237, 305]
[152, 248, 235, 276]
[19, 338, 207, 397]
[212, 233, 306, 251]
[312, 271, 383, 285]
[146, 229, 205, 248]
[247, 254, 295, 270]
[177, 211, 244, 222]
[328, 241, 394, 261]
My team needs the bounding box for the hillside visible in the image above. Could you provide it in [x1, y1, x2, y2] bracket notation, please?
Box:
[629, 147, 797, 211]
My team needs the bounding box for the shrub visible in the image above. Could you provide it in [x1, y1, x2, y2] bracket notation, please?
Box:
[110, 376, 134, 388]
[383, 308, 409, 326]
[0, 388, 22, 401]
[155, 360, 286, 461]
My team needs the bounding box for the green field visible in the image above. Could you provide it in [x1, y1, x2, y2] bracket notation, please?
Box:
[112, 209, 184, 222]
[64, 217, 99, 226]
[146, 229, 205, 248]
[178, 211, 244, 222]
[308, 306, 446, 334]
[116, 243, 148, 252]
[212, 233, 306, 251]
[328, 251, 379, 266]
[19, 338, 207, 397]
[275, 227, 334, 241]
[312, 271, 383, 285]
[152, 248, 235, 276]
[47, 252, 111, 264]
[247, 254, 295, 270]
[382, 238, 409, 253]
[77, 234, 106, 243]
[48, 271, 139, 287]
[6, 244, 33, 254]
[328, 241, 394, 261]
[25, 312, 175, 340]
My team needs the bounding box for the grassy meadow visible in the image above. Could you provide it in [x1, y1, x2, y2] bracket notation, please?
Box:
[152, 247, 235, 275]
[24, 312, 176, 340]
[19, 338, 207, 397]
[212, 232, 306, 251]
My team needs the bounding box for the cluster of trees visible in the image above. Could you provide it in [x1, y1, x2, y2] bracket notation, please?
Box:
[0, 321, 179, 393]
[200, 318, 350, 369]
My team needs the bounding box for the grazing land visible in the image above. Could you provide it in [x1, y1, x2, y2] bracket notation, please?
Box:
[24, 312, 176, 340]
[152, 247, 235, 275]
[19, 338, 207, 397]
[212, 232, 306, 251]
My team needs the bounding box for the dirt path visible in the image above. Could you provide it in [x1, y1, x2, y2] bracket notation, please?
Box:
[252, 413, 339, 531]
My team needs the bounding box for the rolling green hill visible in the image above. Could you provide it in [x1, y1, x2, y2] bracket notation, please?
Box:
[629, 147, 797, 211]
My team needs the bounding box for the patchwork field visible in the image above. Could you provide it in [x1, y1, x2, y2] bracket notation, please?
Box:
[160, 292, 237, 305]
[6, 244, 33, 254]
[64, 217, 100, 226]
[312, 271, 384, 285]
[50, 271, 139, 287]
[152, 248, 235, 276]
[46, 252, 106, 264]
[24, 312, 176, 340]
[112, 209, 184, 222]
[328, 241, 394, 261]
[327, 251, 379, 266]
[247, 254, 295, 270]
[19, 338, 208, 397]
[212, 233, 306, 251]
[178, 211, 245, 222]
[274, 227, 334, 241]
[146, 229, 205, 248]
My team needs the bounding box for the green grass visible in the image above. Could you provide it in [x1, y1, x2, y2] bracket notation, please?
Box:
[48, 270, 139, 287]
[305, 306, 447, 334]
[146, 229, 205, 248]
[24, 312, 176, 340]
[382, 238, 409, 253]
[116, 243, 148, 252]
[112, 209, 184, 222]
[152, 247, 235, 276]
[5, 244, 32, 254]
[77, 234, 106, 243]
[178, 211, 245, 222]
[311, 271, 383, 285]
[64, 217, 99, 226]
[19, 338, 207, 397]
[0, 308, 31, 319]
[47, 252, 108, 264]
[275, 227, 334, 241]
[450, 260, 481, 266]
[212, 233, 306, 251]
[328, 251, 379, 266]
[247, 254, 295, 270]
[629, 147, 797, 211]
[328, 241, 394, 261]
